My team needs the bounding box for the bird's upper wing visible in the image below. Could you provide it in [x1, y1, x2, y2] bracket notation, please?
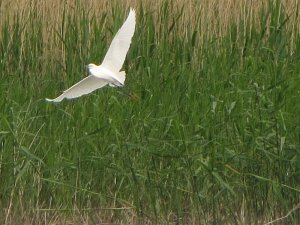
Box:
[46, 75, 108, 102]
[101, 8, 136, 72]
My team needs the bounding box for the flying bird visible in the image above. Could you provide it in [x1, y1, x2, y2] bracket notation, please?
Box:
[46, 8, 136, 102]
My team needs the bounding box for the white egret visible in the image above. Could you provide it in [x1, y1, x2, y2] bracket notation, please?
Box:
[46, 8, 136, 102]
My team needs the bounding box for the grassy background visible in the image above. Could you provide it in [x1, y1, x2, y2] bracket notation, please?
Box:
[0, 0, 300, 224]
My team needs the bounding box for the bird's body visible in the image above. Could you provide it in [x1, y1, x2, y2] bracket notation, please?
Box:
[46, 8, 136, 102]
[87, 64, 125, 86]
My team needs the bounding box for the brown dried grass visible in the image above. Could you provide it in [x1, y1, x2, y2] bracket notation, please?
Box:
[1, 0, 299, 44]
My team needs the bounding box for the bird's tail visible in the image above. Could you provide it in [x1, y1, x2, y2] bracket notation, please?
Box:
[116, 71, 126, 85]
[110, 71, 126, 87]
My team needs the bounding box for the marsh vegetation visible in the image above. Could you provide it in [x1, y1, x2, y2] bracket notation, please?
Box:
[0, 0, 299, 224]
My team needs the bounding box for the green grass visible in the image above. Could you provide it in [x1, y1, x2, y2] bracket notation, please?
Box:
[0, 1, 300, 224]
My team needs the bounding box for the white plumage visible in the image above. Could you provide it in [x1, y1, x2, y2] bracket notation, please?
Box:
[46, 8, 136, 102]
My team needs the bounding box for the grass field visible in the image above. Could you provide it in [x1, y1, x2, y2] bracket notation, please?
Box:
[0, 0, 300, 224]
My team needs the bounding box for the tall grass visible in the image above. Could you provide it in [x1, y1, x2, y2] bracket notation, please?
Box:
[0, 0, 300, 224]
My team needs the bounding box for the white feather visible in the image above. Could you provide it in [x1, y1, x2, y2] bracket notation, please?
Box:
[46, 76, 107, 102]
[46, 8, 136, 102]
[101, 8, 136, 72]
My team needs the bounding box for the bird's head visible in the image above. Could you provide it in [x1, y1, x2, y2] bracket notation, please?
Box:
[86, 63, 97, 70]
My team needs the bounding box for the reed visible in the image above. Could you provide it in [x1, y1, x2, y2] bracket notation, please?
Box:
[0, 0, 299, 224]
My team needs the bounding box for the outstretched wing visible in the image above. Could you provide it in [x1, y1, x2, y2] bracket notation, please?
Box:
[46, 75, 108, 102]
[101, 8, 136, 72]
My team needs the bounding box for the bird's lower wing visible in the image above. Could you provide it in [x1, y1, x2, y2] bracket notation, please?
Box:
[46, 75, 108, 102]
